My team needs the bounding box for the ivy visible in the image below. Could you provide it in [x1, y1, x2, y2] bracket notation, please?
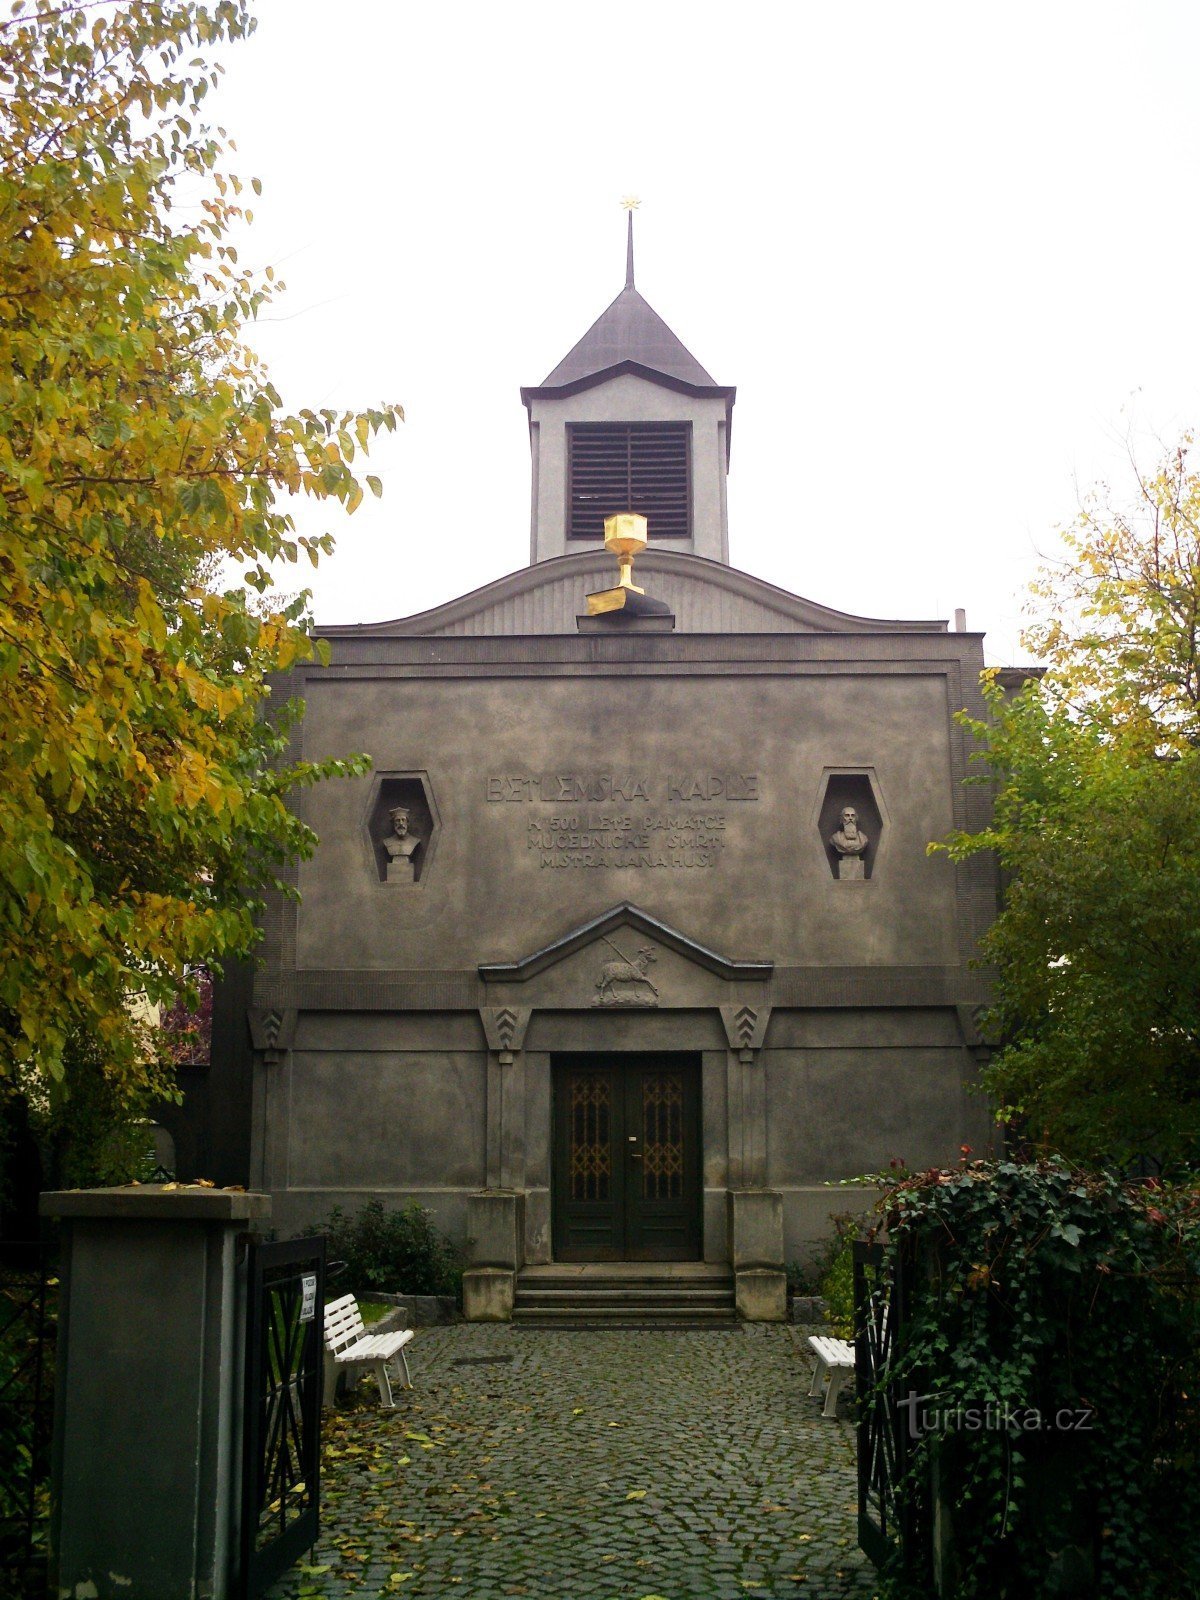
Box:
[874, 1160, 1200, 1599]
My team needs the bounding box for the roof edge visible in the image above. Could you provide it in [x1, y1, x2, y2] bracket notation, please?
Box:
[317, 549, 952, 639]
[522, 360, 736, 410]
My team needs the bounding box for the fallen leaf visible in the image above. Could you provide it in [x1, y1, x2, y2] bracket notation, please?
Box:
[626, 1490, 647, 1501]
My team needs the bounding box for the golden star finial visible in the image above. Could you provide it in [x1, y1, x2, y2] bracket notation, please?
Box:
[620, 195, 641, 211]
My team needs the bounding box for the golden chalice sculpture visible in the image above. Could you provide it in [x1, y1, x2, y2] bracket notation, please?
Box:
[586, 512, 648, 614]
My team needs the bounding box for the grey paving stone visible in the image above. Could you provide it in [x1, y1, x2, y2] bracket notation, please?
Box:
[266, 1324, 881, 1600]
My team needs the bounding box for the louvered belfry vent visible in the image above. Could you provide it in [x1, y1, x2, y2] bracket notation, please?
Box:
[567, 422, 691, 541]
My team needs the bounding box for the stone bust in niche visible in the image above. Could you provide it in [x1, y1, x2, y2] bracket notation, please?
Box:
[830, 805, 869, 880]
[383, 805, 421, 883]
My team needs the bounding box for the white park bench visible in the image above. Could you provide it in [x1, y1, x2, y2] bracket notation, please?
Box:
[322, 1292, 414, 1409]
[807, 1334, 855, 1418]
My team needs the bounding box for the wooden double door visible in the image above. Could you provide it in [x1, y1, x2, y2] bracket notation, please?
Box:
[552, 1054, 702, 1262]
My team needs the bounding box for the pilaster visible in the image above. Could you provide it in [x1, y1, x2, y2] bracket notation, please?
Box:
[480, 1006, 532, 1190]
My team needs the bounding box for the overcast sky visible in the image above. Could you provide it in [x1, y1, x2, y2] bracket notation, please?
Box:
[211, 1, 1200, 665]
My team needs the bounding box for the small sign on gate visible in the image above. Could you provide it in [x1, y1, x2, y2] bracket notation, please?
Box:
[299, 1273, 317, 1323]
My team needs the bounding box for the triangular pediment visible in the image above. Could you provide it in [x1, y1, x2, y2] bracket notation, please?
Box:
[321, 550, 948, 640]
[478, 902, 771, 985]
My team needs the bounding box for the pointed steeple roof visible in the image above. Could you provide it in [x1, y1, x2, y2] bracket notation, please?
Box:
[540, 282, 718, 388]
[524, 210, 730, 402]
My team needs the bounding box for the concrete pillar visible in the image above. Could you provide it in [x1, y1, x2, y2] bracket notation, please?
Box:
[728, 1188, 787, 1322]
[462, 1190, 525, 1322]
[41, 1185, 271, 1600]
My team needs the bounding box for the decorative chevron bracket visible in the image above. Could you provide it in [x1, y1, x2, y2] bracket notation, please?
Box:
[719, 1004, 771, 1062]
[479, 1006, 532, 1064]
[247, 1006, 297, 1066]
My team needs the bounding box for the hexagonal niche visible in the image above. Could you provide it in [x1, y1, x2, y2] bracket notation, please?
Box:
[364, 771, 440, 885]
[814, 770, 885, 881]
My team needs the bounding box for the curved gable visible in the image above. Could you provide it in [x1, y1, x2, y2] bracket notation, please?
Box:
[320, 551, 948, 639]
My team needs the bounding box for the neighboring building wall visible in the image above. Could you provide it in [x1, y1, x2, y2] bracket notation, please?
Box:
[161, 958, 254, 1187]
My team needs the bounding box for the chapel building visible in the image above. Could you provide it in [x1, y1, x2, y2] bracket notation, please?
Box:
[203, 223, 997, 1321]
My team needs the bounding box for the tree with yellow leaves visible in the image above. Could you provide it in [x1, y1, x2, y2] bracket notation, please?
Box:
[0, 1, 401, 1181]
[937, 439, 1200, 1172]
[1026, 437, 1200, 754]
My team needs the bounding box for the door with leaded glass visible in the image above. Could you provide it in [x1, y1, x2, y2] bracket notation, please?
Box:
[551, 1055, 701, 1261]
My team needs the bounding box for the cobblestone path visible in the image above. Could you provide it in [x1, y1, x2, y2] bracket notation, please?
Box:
[267, 1323, 880, 1600]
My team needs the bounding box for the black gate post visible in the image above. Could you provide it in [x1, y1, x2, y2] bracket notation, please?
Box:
[854, 1237, 920, 1576]
[239, 1237, 325, 1599]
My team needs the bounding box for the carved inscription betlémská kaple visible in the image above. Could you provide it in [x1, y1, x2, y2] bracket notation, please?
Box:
[486, 771, 758, 871]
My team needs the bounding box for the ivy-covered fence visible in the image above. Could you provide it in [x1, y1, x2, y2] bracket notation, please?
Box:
[865, 1160, 1200, 1600]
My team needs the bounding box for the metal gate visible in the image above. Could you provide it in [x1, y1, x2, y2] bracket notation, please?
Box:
[854, 1237, 919, 1574]
[240, 1237, 325, 1599]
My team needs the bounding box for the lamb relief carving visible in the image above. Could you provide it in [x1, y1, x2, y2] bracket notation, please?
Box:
[593, 940, 660, 1007]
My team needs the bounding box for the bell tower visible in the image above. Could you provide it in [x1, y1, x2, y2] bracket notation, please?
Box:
[521, 206, 736, 566]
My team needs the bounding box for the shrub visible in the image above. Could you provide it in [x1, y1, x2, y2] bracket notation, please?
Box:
[320, 1199, 464, 1299]
[819, 1236, 855, 1337]
[788, 1210, 862, 1334]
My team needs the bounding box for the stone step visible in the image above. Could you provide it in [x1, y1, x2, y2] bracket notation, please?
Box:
[512, 1266, 737, 1326]
[516, 1286, 734, 1305]
[514, 1304, 734, 1317]
[513, 1271, 737, 1326]
[512, 1303, 737, 1326]
[515, 1272, 735, 1288]
[513, 1321, 739, 1331]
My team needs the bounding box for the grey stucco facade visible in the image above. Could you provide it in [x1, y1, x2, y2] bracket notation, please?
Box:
[243, 548, 996, 1274]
